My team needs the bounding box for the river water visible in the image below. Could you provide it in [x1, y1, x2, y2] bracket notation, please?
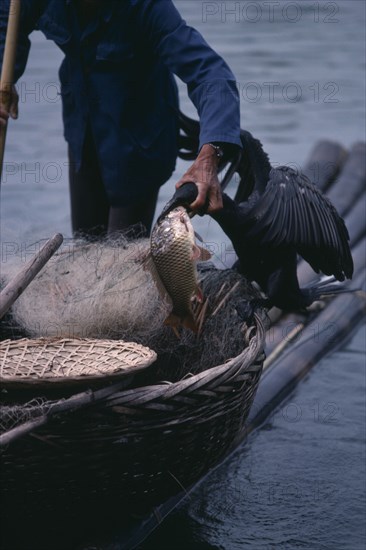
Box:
[0, 1, 365, 549]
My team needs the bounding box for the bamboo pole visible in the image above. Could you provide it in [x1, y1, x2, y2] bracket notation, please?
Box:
[0, 233, 63, 320]
[0, 379, 131, 447]
[0, 0, 21, 182]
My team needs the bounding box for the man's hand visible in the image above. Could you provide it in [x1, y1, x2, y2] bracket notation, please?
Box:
[0, 85, 19, 127]
[176, 143, 223, 214]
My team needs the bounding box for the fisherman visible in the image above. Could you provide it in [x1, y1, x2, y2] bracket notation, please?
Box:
[0, 0, 241, 237]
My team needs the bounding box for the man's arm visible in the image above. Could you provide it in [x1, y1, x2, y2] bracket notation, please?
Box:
[131, 0, 241, 212]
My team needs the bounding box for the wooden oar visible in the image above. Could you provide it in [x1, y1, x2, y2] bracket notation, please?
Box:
[0, 233, 63, 320]
[0, 0, 21, 182]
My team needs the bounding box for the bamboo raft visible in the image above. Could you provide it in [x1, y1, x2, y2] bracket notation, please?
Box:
[0, 139, 365, 550]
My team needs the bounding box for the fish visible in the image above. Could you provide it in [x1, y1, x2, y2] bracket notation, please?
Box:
[148, 206, 211, 333]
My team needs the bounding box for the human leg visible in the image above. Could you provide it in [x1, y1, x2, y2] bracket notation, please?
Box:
[68, 128, 109, 238]
[107, 188, 159, 237]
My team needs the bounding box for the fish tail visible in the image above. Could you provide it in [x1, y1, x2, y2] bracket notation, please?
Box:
[164, 311, 199, 334]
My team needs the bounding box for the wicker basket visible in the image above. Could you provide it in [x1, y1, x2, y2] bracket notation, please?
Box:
[0, 337, 157, 390]
[0, 316, 265, 534]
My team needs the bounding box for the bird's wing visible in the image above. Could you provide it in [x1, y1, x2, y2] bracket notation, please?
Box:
[243, 167, 354, 280]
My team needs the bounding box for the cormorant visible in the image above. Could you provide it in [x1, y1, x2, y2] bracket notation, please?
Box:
[161, 131, 353, 312]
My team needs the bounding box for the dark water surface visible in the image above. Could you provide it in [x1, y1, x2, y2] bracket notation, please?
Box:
[0, 1, 365, 549]
[139, 325, 365, 550]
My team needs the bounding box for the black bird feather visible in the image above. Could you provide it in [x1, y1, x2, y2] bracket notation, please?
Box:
[164, 129, 353, 311]
[212, 132, 354, 310]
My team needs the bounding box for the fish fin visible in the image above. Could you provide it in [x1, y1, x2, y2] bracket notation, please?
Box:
[192, 244, 212, 262]
[144, 254, 171, 305]
[192, 245, 201, 260]
[164, 312, 199, 334]
[197, 245, 212, 261]
[182, 314, 199, 334]
[163, 316, 181, 339]
[194, 285, 204, 303]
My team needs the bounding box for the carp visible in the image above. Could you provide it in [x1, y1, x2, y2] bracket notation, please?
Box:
[148, 206, 211, 333]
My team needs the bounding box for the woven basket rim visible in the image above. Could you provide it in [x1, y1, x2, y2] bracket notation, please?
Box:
[105, 313, 266, 406]
[0, 337, 157, 388]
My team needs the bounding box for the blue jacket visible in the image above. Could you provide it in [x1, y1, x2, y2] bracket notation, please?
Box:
[0, 0, 241, 205]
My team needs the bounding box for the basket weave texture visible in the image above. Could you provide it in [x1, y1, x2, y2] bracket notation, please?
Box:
[0, 337, 156, 388]
[1, 318, 265, 524]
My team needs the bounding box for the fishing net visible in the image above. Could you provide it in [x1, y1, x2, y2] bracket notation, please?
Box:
[0, 234, 266, 432]
[3, 234, 161, 342]
[0, 397, 56, 434]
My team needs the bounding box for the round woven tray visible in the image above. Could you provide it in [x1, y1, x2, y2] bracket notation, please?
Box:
[0, 338, 157, 390]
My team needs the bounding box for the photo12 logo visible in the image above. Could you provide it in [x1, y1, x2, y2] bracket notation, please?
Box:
[236, 81, 339, 104]
[202, 2, 340, 24]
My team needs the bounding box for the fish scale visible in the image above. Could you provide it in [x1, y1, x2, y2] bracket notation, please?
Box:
[150, 207, 209, 332]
